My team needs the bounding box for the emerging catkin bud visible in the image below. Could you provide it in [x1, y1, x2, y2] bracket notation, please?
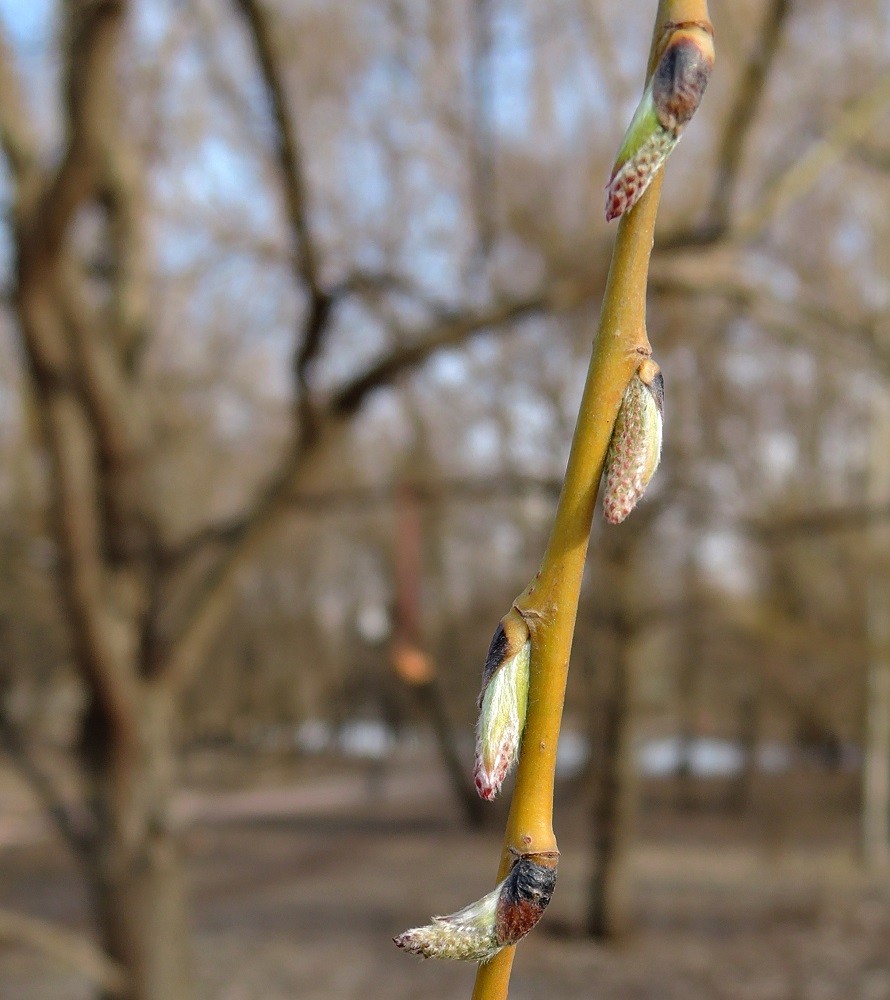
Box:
[605, 22, 714, 221]
[393, 852, 558, 962]
[603, 359, 664, 524]
[393, 883, 502, 961]
[473, 611, 531, 801]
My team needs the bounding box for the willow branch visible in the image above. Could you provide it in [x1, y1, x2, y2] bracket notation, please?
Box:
[471, 3, 712, 997]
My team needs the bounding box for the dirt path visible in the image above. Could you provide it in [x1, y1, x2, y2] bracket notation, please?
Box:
[1, 758, 889, 1000]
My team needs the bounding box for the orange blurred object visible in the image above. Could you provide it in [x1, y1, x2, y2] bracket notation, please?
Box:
[392, 642, 435, 686]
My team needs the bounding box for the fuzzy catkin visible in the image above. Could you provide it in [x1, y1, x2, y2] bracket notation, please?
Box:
[603, 372, 663, 524]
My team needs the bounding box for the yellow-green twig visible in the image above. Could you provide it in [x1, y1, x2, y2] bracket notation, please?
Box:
[471, 3, 712, 998]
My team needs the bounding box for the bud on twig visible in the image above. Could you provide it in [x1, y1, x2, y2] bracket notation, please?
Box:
[603, 359, 664, 524]
[605, 22, 714, 221]
[393, 851, 558, 962]
[474, 611, 531, 801]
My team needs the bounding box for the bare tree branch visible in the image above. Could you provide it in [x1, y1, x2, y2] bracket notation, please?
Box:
[732, 73, 890, 241]
[10, 0, 141, 732]
[746, 501, 890, 539]
[707, 0, 790, 234]
[469, 0, 496, 257]
[161, 292, 551, 692]
[234, 0, 332, 413]
[24, 1, 127, 264]
[649, 251, 890, 375]
[0, 18, 40, 192]
[0, 718, 93, 862]
[166, 471, 566, 564]
[660, 0, 791, 248]
[102, 126, 152, 371]
[331, 295, 548, 416]
[233, 0, 319, 292]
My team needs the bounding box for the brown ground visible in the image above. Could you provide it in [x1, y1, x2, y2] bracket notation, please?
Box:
[1, 748, 889, 1000]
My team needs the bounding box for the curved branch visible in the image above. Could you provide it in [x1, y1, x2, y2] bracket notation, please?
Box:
[471, 2, 713, 995]
[660, 0, 790, 248]
[234, 0, 319, 293]
[0, 18, 40, 193]
[10, 1, 140, 732]
[0, 719, 93, 862]
[331, 296, 548, 417]
[160, 293, 552, 692]
[234, 0, 331, 413]
[733, 73, 890, 241]
[706, 0, 790, 232]
[24, 1, 127, 265]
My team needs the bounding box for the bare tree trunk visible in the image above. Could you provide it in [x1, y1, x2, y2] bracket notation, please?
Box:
[587, 614, 639, 940]
[84, 690, 192, 1000]
[586, 532, 641, 941]
[862, 388, 890, 870]
[414, 680, 485, 827]
[728, 683, 760, 814]
[675, 555, 701, 811]
[393, 483, 484, 827]
[0, 5, 195, 992]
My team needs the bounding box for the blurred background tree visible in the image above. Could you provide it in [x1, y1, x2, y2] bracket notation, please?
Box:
[1, 0, 889, 998]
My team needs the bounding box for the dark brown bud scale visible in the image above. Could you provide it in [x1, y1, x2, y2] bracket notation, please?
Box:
[494, 855, 558, 946]
[477, 610, 531, 705]
[652, 32, 714, 134]
[479, 622, 509, 700]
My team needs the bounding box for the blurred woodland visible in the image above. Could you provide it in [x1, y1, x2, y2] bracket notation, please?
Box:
[1, 0, 890, 998]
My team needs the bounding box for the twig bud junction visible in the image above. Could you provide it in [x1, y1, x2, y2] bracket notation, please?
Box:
[393, 851, 558, 962]
[605, 22, 714, 221]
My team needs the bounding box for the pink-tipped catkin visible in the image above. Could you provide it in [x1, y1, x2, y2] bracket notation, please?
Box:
[474, 731, 516, 801]
[605, 129, 676, 222]
[604, 24, 714, 221]
[473, 616, 531, 801]
[603, 361, 664, 524]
